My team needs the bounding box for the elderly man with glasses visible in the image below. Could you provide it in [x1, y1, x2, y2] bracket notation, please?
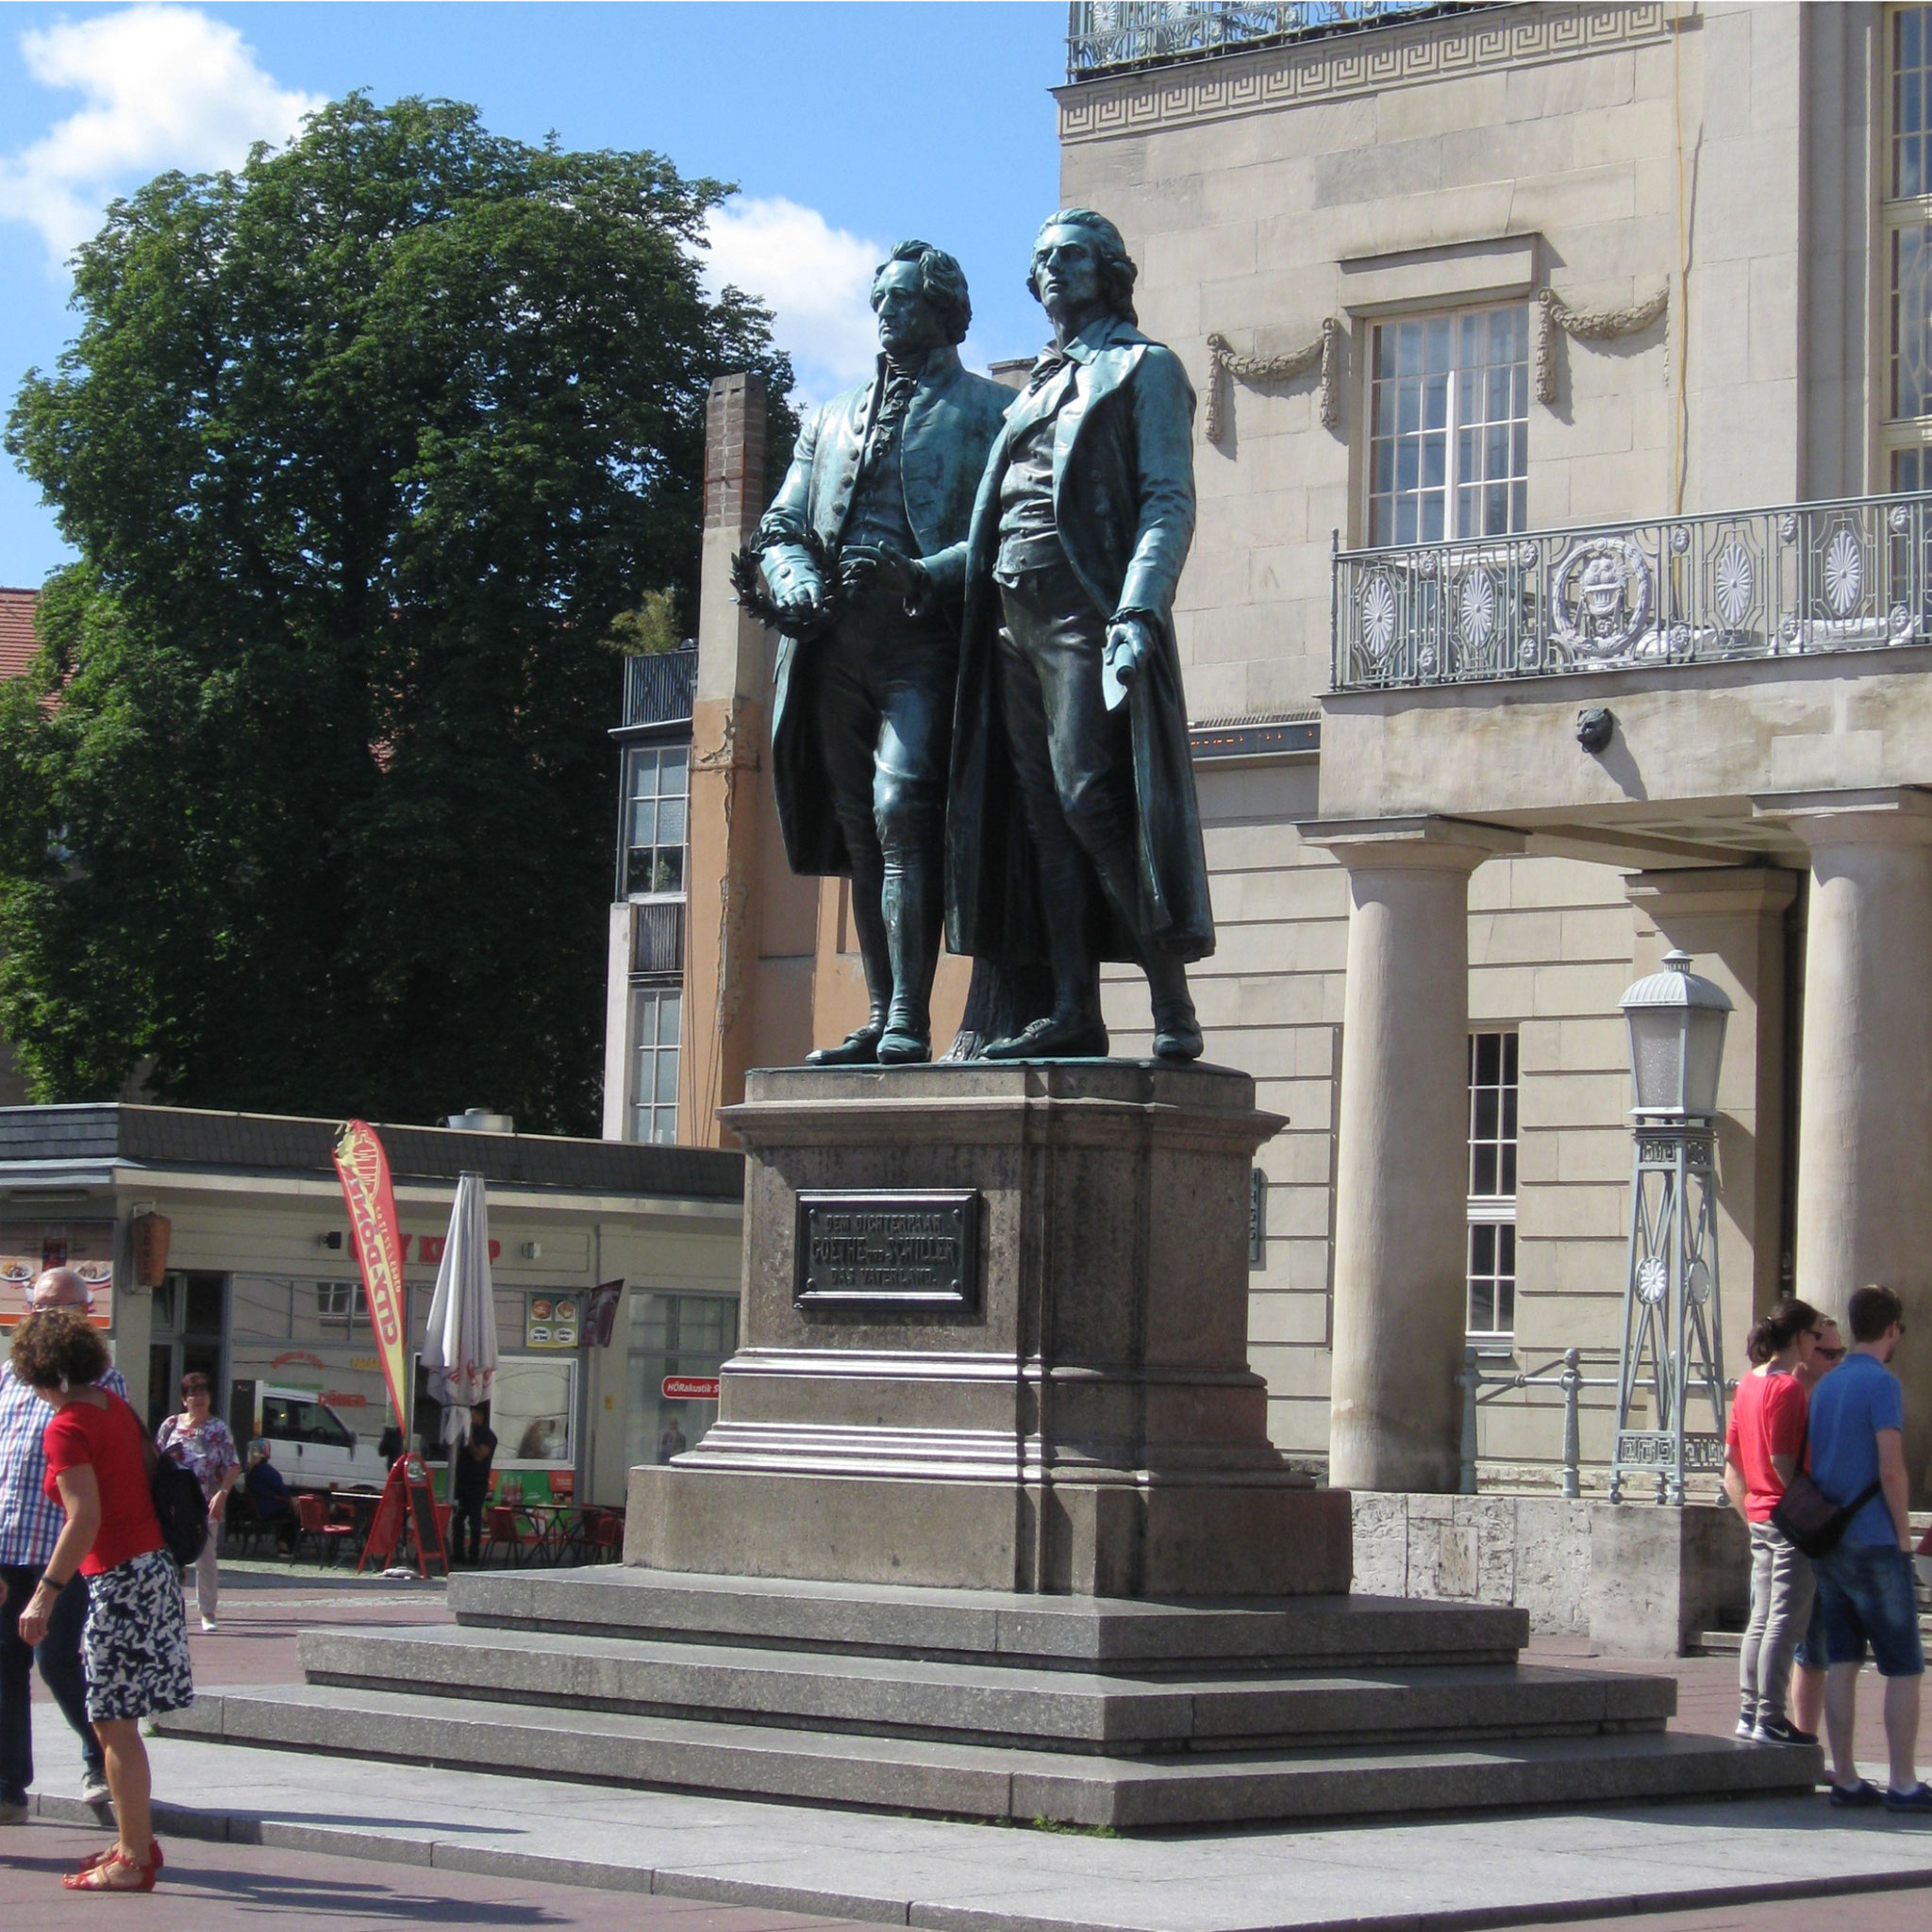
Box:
[0, 1269, 125, 1821]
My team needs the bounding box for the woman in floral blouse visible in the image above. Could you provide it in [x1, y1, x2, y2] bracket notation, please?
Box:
[154, 1374, 239, 1631]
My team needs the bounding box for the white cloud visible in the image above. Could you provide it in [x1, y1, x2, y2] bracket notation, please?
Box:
[703, 195, 885, 408]
[0, 4, 325, 270]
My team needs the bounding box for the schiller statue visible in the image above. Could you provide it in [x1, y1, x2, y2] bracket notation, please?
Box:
[941, 209, 1213, 1060]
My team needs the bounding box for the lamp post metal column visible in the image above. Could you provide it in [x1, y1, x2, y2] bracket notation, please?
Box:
[1609, 950, 1732, 1507]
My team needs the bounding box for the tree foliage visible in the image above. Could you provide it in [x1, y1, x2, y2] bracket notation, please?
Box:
[2, 94, 792, 1132]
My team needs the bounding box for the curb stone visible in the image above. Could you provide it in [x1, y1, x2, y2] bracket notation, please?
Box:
[25, 1791, 1932, 1932]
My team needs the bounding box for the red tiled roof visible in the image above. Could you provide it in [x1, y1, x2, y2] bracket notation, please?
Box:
[0, 589, 40, 682]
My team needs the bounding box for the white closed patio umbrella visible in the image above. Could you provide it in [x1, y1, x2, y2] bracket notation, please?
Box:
[423, 1170, 498, 1447]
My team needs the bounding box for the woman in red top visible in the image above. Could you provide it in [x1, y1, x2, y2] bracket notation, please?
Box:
[11, 1310, 192, 1891]
[1722, 1296, 1823, 1746]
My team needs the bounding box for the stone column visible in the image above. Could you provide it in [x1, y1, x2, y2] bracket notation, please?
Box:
[1624, 866, 1799, 1362]
[1762, 790, 1932, 1502]
[679, 375, 770, 1147]
[1304, 817, 1523, 1493]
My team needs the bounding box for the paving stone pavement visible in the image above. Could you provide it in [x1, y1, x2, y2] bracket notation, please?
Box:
[10, 1565, 1932, 1932]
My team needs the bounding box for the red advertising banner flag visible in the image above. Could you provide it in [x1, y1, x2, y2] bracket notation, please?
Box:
[332, 1121, 411, 1430]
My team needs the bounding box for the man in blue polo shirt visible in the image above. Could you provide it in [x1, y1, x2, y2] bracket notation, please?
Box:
[1808, 1282, 1927, 1813]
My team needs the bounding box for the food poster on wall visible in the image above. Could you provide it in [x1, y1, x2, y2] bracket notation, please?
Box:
[524, 1292, 580, 1350]
[0, 1224, 115, 1328]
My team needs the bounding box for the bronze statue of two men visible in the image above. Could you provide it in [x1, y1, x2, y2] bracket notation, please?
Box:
[756, 211, 1213, 1067]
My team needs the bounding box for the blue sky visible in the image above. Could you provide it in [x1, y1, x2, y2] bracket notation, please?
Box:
[0, 2, 1068, 587]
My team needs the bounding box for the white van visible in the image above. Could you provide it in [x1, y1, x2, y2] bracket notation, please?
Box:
[255, 1385, 389, 1491]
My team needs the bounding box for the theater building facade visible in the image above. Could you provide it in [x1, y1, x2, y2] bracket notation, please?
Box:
[652, 1, 1932, 1517]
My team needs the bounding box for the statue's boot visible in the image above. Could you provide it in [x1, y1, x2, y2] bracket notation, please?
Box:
[982, 846, 1108, 1060]
[808, 867, 891, 1067]
[877, 861, 938, 1064]
[1089, 838, 1204, 1062]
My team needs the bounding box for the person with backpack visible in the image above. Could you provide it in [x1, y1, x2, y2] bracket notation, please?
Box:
[10, 1307, 191, 1890]
[1805, 1283, 1928, 1813]
[1722, 1296, 1824, 1744]
[0, 1267, 124, 1823]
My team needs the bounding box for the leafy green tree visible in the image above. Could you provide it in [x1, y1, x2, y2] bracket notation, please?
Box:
[2, 94, 792, 1132]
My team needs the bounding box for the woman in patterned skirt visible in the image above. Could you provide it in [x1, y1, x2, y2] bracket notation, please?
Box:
[11, 1309, 192, 1891]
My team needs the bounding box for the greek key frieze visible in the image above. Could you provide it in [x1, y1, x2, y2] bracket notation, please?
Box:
[1058, 3, 1675, 143]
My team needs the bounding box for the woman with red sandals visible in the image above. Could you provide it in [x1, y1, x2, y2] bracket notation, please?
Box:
[11, 1309, 192, 1891]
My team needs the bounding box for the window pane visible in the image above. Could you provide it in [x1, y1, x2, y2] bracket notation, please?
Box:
[658, 991, 682, 1045]
[1892, 224, 1932, 420]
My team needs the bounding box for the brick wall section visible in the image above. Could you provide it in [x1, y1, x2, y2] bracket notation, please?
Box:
[0, 588, 39, 682]
[703, 375, 767, 539]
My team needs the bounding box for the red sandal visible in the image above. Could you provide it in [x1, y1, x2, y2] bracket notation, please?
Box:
[73, 1838, 163, 1875]
[63, 1841, 161, 1890]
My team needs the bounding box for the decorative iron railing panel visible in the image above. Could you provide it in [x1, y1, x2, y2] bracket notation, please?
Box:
[1065, 0, 1456, 76]
[623, 644, 698, 728]
[1331, 492, 1932, 691]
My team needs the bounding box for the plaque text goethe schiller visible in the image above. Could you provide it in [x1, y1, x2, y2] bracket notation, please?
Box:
[793, 1190, 980, 1314]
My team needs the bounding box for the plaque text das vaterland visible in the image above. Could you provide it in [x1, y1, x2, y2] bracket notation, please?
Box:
[793, 1190, 980, 1314]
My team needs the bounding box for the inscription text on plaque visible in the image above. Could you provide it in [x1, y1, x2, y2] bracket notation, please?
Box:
[794, 1190, 980, 1314]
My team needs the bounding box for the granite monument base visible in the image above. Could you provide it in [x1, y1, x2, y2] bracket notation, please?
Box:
[624, 1061, 1349, 1596]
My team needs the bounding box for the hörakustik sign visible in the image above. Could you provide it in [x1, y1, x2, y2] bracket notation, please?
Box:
[332, 1121, 412, 1429]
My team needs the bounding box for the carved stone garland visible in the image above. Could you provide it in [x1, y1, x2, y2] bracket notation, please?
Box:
[1207, 284, 1670, 445]
[1203, 316, 1341, 443]
[1534, 284, 1669, 405]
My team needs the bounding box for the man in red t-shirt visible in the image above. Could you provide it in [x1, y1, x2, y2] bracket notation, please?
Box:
[1723, 1298, 1824, 1744]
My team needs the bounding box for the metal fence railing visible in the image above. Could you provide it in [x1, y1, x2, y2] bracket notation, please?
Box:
[1457, 1347, 1621, 1500]
[1065, 0, 1456, 76]
[1333, 491, 1932, 691]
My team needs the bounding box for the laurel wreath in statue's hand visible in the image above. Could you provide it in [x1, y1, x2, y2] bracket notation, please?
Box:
[730, 529, 842, 640]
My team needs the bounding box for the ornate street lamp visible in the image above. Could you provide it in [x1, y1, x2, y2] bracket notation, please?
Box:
[1609, 950, 1732, 1506]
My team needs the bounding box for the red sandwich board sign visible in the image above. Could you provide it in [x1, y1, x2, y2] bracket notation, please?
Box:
[662, 1374, 720, 1401]
[358, 1452, 448, 1579]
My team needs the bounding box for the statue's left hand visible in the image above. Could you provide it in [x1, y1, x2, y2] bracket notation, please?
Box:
[842, 544, 929, 605]
[1103, 616, 1152, 711]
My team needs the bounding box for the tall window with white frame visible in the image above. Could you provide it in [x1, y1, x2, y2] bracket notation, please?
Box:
[625, 745, 689, 897]
[1369, 306, 1529, 546]
[629, 985, 681, 1145]
[1887, 6, 1932, 490]
[623, 741, 689, 1145]
[1466, 1031, 1519, 1341]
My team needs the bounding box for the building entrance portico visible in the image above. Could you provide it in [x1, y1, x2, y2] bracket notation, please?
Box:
[1316, 645, 1932, 1507]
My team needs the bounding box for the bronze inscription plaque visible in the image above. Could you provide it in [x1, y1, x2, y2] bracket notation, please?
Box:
[793, 1190, 979, 1314]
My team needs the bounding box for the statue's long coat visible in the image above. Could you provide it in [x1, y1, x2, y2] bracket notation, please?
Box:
[943, 317, 1215, 969]
[757, 344, 1011, 877]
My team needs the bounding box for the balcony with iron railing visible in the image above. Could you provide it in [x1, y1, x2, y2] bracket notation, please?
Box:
[1065, 0, 1475, 78]
[1331, 491, 1932, 694]
[622, 641, 698, 729]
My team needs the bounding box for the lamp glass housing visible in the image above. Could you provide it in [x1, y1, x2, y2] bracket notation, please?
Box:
[1621, 953, 1731, 1119]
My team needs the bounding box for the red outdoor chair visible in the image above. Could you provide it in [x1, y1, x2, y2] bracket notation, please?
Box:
[293, 1492, 355, 1565]
[481, 1503, 530, 1568]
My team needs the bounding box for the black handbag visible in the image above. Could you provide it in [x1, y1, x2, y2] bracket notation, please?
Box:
[1770, 1419, 1882, 1560]
[142, 1408, 210, 1568]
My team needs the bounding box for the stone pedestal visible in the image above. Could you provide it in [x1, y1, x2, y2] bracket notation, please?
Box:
[1587, 1502, 1749, 1657]
[625, 1061, 1350, 1596]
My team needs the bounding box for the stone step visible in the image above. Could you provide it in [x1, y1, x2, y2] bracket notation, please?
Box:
[160, 1684, 1816, 1830]
[298, 1624, 1672, 1754]
[449, 1566, 1532, 1671]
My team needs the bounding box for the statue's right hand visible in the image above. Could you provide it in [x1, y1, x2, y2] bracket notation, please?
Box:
[771, 567, 825, 620]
